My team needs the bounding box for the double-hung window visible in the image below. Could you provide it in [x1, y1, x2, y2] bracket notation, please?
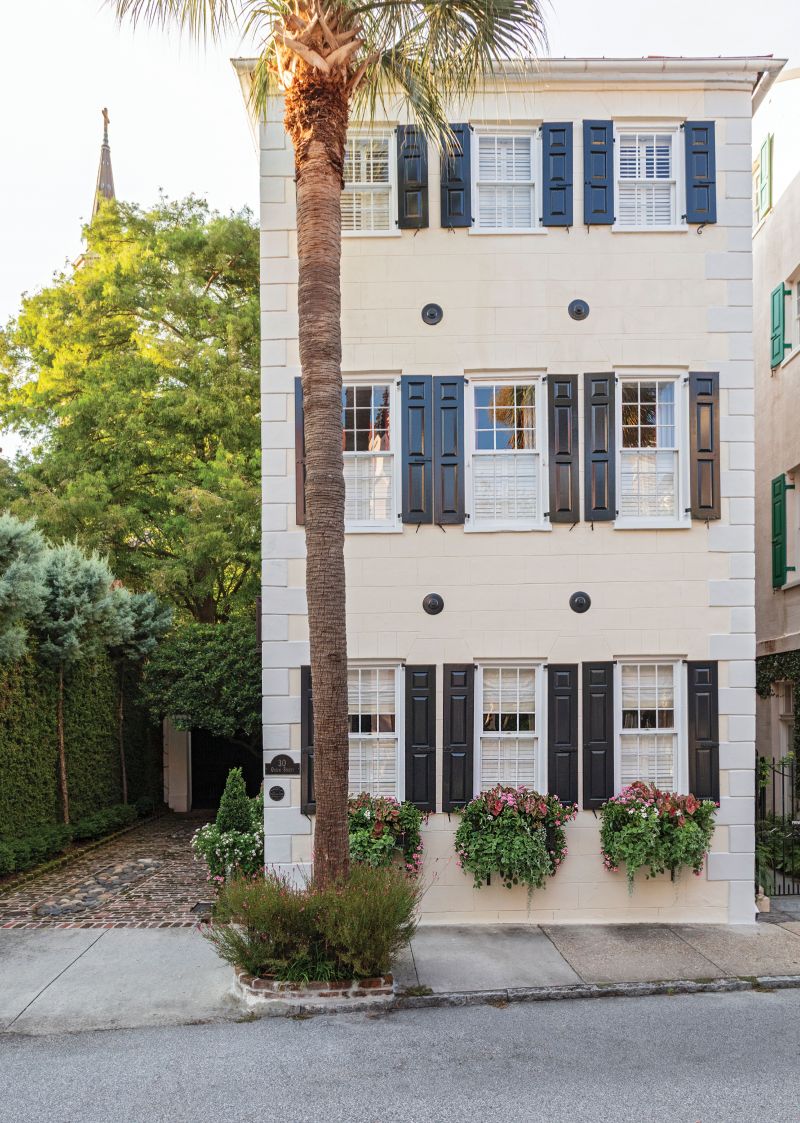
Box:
[474, 131, 537, 232]
[618, 661, 682, 790]
[342, 132, 395, 234]
[342, 381, 397, 530]
[347, 665, 402, 798]
[468, 378, 545, 529]
[476, 665, 543, 791]
[616, 129, 678, 228]
[618, 376, 685, 525]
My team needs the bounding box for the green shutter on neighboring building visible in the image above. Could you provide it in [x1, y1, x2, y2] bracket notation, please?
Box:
[759, 135, 773, 218]
[771, 284, 790, 368]
[772, 474, 796, 589]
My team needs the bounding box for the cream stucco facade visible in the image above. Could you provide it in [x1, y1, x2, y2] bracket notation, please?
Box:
[238, 56, 784, 925]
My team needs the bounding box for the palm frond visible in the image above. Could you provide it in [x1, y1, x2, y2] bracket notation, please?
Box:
[108, 0, 242, 38]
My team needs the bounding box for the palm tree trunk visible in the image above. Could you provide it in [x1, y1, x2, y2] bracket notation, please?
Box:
[285, 67, 351, 888]
[118, 664, 128, 804]
[57, 666, 70, 825]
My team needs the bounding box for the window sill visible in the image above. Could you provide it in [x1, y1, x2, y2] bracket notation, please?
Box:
[781, 577, 800, 592]
[780, 348, 799, 373]
[345, 524, 402, 534]
[342, 230, 402, 239]
[464, 522, 552, 533]
[611, 225, 689, 234]
[468, 227, 548, 236]
[613, 518, 691, 531]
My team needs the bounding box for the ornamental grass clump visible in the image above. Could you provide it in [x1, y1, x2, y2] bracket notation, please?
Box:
[455, 786, 577, 891]
[348, 793, 425, 875]
[206, 864, 419, 982]
[599, 781, 717, 890]
[192, 768, 264, 883]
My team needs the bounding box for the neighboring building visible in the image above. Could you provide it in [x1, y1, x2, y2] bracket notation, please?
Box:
[753, 69, 800, 766]
[237, 56, 784, 924]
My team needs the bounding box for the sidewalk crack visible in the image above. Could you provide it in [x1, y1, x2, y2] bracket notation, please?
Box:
[538, 925, 585, 982]
[3, 929, 108, 1031]
[669, 926, 728, 977]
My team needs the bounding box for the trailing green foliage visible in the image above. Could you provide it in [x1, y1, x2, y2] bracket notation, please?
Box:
[208, 864, 420, 981]
[455, 787, 577, 891]
[191, 769, 264, 881]
[347, 794, 425, 875]
[599, 782, 717, 889]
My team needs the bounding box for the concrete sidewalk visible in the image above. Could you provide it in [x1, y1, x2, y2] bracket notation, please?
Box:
[3, 919, 800, 1034]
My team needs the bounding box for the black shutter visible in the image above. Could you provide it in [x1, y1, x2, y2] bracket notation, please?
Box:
[433, 376, 465, 524]
[300, 665, 315, 813]
[684, 122, 717, 224]
[687, 662, 719, 802]
[401, 375, 433, 523]
[442, 664, 474, 811]
[405, 666, 436, 810]
[547, 375, 579, 522]
[547, 665, 578, 804]
[396, 126, 429, 229]
[584, 374, 616, 521]
[440, 124, 471, 228]
[294, 377, 306, 526]
[689, 372, 720, 520]
[582, 663, 614, 809]
[542, 122, 573, 226]
[583, 120, 614, 225]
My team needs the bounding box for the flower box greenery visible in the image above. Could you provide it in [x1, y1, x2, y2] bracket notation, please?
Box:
[599, 782, 717, 890]
[347, 794, 425, 876]
[454, 786, 577, 891]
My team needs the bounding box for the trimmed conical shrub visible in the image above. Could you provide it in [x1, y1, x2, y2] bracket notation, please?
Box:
[216, 767, 252, 833]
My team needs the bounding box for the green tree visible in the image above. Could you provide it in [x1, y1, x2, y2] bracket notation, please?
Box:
[32, 544, 120, 823]
[113, 0, 546, 885]
[0, 197, 260, 624]
[107, 587, 172, 802]
[216, 766, 254, 833]
[0, 513, 46, 661]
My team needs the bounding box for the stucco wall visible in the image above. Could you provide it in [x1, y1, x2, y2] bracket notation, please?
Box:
[252, 63, 763, 923]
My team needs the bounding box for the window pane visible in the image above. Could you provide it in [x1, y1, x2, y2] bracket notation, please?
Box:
[479, 665, 537, 789]
[620, 449, 677, 518]
[347, 667, 398, 797]
[473, 452, 538, 523]
[343, 453, 395, 524]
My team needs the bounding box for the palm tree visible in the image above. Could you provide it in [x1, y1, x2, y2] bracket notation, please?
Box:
[112, 0, 547, 887]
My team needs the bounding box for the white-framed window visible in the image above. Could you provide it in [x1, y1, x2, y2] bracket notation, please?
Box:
[475, 664, 545, 792]
[794, 282, 800, 352]
[341, 380, 399, 531]
[342, 131, 397, 235]
[347, 665, 403, 799]
[777, 680, 795, 759]
[466, 376, 547, 530]
[616, 374, 688, 527]
[617, 661, 684, 791]
[615, 128, 680, 229]
[473, 129, 538, 233]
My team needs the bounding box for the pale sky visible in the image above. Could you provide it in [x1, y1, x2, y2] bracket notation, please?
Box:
[1, 0, 798, 327]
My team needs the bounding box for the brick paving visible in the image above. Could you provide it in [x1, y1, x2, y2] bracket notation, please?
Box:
[0, 814, 214, 929]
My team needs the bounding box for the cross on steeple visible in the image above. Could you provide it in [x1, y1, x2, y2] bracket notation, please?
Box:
[93, 107, 116, 217]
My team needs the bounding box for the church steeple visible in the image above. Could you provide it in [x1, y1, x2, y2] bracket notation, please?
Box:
[93, 108, 116, 216]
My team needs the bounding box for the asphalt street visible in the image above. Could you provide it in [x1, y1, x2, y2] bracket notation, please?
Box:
[3, 989, 800, 1123]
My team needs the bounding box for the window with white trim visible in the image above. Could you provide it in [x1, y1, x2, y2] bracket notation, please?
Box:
[474, 132, 537, 231]
[619, 662, 680, 789]
[477, 665, 540, 790]
[469, 379, 544, 529]
[347, 666, 401, 798]
[619, 377, 682, 522]
[341, 382, 396, 529]
[616, 130, 678, 228]
[342, 132, 394, 234]
[777, 680, 795, 760]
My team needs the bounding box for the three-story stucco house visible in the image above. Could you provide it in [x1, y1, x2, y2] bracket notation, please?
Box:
[235, 54, 784, 925]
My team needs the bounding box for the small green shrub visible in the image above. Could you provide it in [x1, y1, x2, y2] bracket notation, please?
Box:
[0, 824, 74, 875]
[0, 842, 14, 876]
[192, 777, 264, 882]
[347, 794, 425, 874]
[207, 865, 420, 981]
[214, 767, 253, 834]
[134, 795, 155, 817]
[599, 782, 717, 889]
[71, 803, 138, 842]
[455, 786, 577, 891]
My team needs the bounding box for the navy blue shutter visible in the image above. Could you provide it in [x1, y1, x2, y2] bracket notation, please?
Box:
[684, 122, 717, 224]
[442, 665, 474, 811]
[433, 377, 465, 524]
[300, 665, 315, 813]
[405, 666, 436, 810]
[547, 665, 578, 804]
[396, 126, 429, 229]
[689, 372, 720, 519]
[584, 374, 616, 521]
[583, 120, 614, 224]
[687, 662, 719, 802]
[547, 375, 579, 522]
[582, 663, 614, 809]
[401, 376, 433, 524]
[542, 123, 573, 226]
[440, 124, 472, 228]
[294, 377, 306, 526]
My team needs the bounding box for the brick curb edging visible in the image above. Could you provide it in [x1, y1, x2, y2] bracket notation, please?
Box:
[233, 973, 800, 1017]
[233, 968, 395, 1012]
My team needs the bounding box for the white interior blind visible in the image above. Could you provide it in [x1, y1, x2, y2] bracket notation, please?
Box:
[619, 449, 677, 518]
[479, 667, 537, 789]
[348, 667, 398, 797]
[343, 454, 394, 525]
[477, 134, 535, 230]
[342, 135, 391, 232]
[617, 132, 675, 227]
[472, 452, 538, 524]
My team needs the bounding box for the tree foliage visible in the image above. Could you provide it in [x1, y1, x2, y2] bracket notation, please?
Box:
[33, 544, 120, 672]
[0, 196, 260, 623]
[0, 513, 45, 662]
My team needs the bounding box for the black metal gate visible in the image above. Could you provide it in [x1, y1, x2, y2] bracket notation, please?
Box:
[756, 754, 800, 896]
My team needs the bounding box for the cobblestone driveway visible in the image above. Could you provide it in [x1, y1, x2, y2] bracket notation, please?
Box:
[0, 815, 213, 929]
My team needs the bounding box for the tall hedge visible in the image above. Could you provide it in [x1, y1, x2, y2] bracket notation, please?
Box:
[0, 653, 160, 838]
